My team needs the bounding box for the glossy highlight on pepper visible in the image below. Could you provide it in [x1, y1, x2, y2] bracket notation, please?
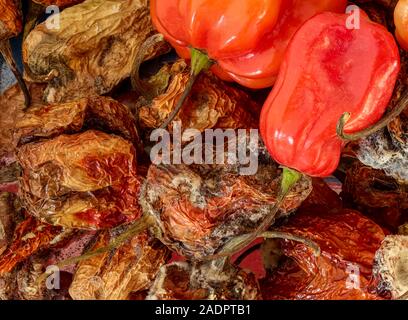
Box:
[150, 0, 347, 89]
[260, 12, 400, 177]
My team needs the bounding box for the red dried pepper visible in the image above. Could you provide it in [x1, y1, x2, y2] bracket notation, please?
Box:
[261, 207, 386, 300]
[260, 11, 400, 177]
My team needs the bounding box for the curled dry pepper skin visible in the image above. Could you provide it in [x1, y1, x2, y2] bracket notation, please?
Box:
[69, 230, 170, 300]
[373, 235, 408, 299]
[147, 261, 262, 300]
[14, 96, 140, 147]
[23, 0, 155, 103]
[0, 215, 65, 275]
[0, 193, 15, 256]
[342, 162, 408, 231]
[260, 12, 400, 177]
[140, 150, 312, 260]
[151, 0, 347, 88]
[138, 61, 259, 131]
[14, 97, 143, 230]
[17, 131, 142, 229]
[0, 0, 22, 40]
[261, 208, 386, 300]
[32, 0, 83, 7]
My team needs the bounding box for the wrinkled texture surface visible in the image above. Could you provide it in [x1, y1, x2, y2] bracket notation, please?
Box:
[342, 162, 408, 232]
[261, 208, 385, 300]
[147, 261, 262, 300]
[0, 215, 64, 275]
[373, 235, 408, 299]
[0, 83, 45, 162]
[260, 12, 400, 177]
[0, 193, 15, 255]
[32, 0, 83, 7]
[14, 96, 139, 147]
[23, 0, 155, 103]
[17, 130, 142, 229]
[0, 0, 22, 40]
[69, 230, 169, 300]
[138, 61, 259, 131]
[140, 149, 312, 259]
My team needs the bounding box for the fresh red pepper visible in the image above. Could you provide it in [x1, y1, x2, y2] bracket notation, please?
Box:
[394, 0, 408, 50]
[150, 0, 347, 89]
[260, 12, 400, 177]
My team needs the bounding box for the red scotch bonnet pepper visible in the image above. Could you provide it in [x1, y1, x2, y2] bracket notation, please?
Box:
[260, 11, 401, 178]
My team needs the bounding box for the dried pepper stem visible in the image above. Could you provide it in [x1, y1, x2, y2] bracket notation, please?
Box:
[337, 89, 408, 141]
[206, 167, 303, 260]
[261, 231, 320, 256]
[0, 40, 30, 109]
[37, 214, 155, 285]
[130, 33, 171, 100]
[233, 231, 320, 266]
[159, 48, 214, 129]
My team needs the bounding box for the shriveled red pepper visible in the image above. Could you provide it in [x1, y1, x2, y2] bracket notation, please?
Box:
[260, 12, 400, 177]
[394, 0, 408, 50]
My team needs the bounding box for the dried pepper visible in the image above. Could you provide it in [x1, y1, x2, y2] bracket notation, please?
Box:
[0, 215, 67, 275]
[23, 0, 155, 103]
[373, 235, 408, 299]
[147, 260, 262, 300]
[14, 97, 143, 229]
[17, 131, 142, 229]
[261, 207, 386, 300]
[342, 162, 408, 232]
[140, 149, 312, 260]
[69, 230, 169, 300]
[0, 193, 16, 255]
[0, 0, 30, 107]
[137, 60, 259, 132]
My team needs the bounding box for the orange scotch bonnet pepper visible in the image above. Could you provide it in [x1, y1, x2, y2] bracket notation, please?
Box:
[150, 0, 348, 89]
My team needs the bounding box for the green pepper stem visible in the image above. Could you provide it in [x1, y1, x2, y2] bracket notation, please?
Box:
[36, 214, 155, 285]
[205, 167, 303, 260]
[336, 90, 408, 141]
[233, 230, 320, 267]
[261, 231, 320, 257]
[159, 48, 213, 129]
[0, 40, 31, 109]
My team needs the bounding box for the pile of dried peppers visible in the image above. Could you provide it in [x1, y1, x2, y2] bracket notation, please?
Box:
[0, 0, 407, 300]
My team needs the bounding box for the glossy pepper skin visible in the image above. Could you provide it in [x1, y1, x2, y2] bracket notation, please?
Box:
[260, 12, 400, 177]
[395, 0, 408, 50]
[150, 0, 347, 89]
